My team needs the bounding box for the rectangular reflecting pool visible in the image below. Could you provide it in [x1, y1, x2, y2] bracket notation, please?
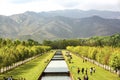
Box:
[39, 51, 71, 80]
[44, 60, 69, 72]
[41, 75, 70, 80]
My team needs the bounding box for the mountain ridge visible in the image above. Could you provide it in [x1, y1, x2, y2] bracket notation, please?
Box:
[0, 9, 120, 41]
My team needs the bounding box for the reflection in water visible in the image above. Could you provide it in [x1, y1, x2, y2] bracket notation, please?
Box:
[40, 51, 70, 80]
[45, 61, 69, 72]
[41, 76, 70, 80]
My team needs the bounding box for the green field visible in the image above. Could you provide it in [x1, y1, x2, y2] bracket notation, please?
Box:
[1, 50, 120, 80]
[63, 51, 120, 80]
[0, 52, 54, 80]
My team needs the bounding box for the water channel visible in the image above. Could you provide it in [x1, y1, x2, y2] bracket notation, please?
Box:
[38, 51, 71, 80]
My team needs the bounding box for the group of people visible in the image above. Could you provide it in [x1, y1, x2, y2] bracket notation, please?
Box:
[83, 59, 87, 63]
[90, 67, 96, 75]
[3, 76, 26, 80]
[77, 74, 89, 80]
[3, 76, 13, 80]
[77, 67, 88, 74]
[66, 52, 73, 63]
[77, 67, 96, 80]
[77, 67, 96, 74]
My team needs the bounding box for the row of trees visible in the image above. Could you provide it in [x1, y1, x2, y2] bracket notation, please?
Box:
[43, 34, 120, 49]
[0, 38, 51, 71]
[43, 39, 81, 49]
[0, 38, 40, 47]
[66, 46, 120, 75]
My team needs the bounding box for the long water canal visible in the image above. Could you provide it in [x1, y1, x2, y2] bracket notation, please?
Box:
[38, 51, 71, 80]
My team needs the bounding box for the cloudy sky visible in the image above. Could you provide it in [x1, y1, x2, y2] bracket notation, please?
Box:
[0, 0, 120, 16]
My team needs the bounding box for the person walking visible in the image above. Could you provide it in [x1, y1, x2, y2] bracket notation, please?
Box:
[85, 74, 89, 80]
[7, 76, 12, 80]
[3, 77, 7, 80]
[82, 68, 84, 74]
[85, 68, 88, 74]
[77, 67, 80, 74]
[83, 75, 86, 80]
[93, 67, 96, 73]
[90, 68, 93, 75]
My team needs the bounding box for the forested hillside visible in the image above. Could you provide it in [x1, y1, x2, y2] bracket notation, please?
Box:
[0, 10, 120, 41]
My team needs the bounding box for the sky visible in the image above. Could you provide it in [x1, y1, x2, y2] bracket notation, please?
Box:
[0, 0, 120, 16]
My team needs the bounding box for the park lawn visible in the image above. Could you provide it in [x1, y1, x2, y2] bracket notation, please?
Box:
[0, 51, 54, 80]
[62, 50, 120, 80]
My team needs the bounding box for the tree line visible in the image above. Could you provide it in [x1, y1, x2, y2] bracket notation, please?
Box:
[0, 38, 51, 71]
[43, 34, 120, 49]
[42, 33, 120, 77]
[66, 46, 120, 76]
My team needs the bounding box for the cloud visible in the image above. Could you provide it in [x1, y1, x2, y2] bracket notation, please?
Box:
[0, 0, 119, 15]
[53, 0, 81, 8]
[7, 0, 39, 4]
[52, 0, 120, 11]
[72, 0, 120, 11]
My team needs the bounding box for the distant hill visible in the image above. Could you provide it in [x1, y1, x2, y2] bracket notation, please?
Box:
[0, 9, 120, 41]
[39, 9, 120, 19]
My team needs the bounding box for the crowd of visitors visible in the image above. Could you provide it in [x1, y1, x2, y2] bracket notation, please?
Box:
[66, 51, 96, 80]
[3, 76, 26, 80]
[77, 67, 96, 80]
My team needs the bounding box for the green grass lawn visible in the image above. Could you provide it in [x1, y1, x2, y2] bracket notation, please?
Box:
[63, 50, 120, 80]
[0, 51, 54, 80]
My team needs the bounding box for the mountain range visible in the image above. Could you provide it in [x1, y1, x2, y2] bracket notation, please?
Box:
[0, 9, 120, 41]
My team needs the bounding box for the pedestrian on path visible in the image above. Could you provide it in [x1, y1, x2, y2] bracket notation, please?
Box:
[77, 67, 80, 74]
[83, 75, 86, 80]
[83, 74, 89, 80]
[3, 77, 7, 80]
[93, 67, 96, 73]
[7, 76, 12, 80]
[82, 68, 84, 74]
[85, 68, 88, 74]
[90, 68, 93, 75]
[85, 74, 89, 80]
